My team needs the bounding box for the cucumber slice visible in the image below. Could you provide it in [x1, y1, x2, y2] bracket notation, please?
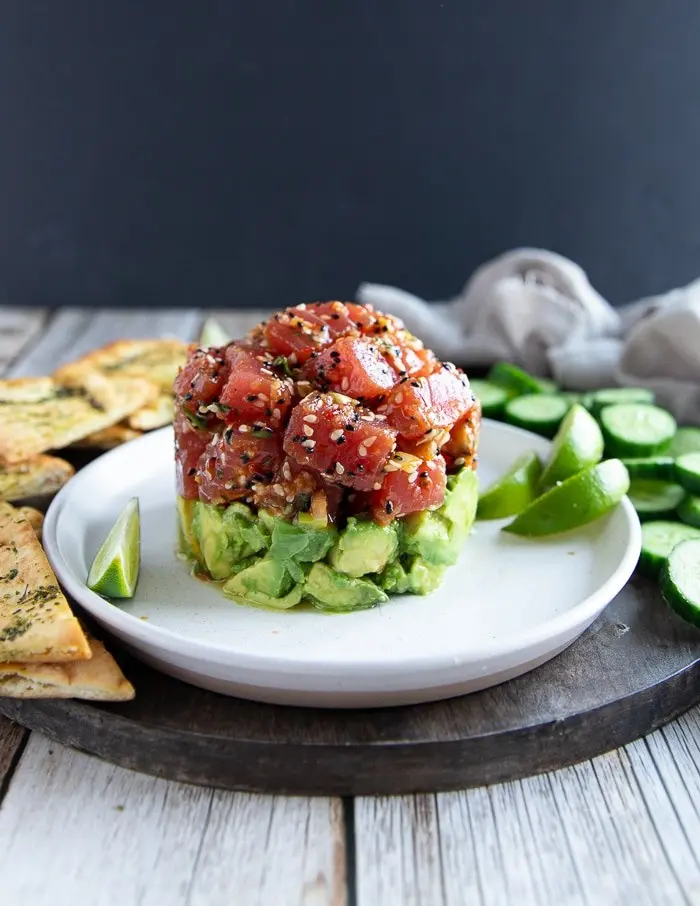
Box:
[588, 387, 655, 416]
[669, 426, 700, 458]
[537, 378, 559, 394]
[599, 403, 677, 458]
[487, 362, 545, 396]
[678, 495, 700, 528]
[638, 520, 700, 577]
[675, 452, 700, 494]
[620, 456, 676, 481]
[503, 394, 570, 439]
[661, 538, 700, 627]
[628, 479, 686, 521]
[468, 379, 510, 419]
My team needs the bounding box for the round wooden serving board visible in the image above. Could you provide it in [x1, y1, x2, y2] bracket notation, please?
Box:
[2, 575, 699, 796]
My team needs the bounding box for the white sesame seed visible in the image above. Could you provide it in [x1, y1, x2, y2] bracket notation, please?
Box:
[286, 493, 296, 502]
[253, 399, 265, 408]
[373, 482, 382, 490]
[341, 377, 350, 391]
[426, 461, 436, 470]
[335, 462, 345, 474]
[273, 484, 285, 496]
[361, 413, 375, 421]
[384, 460, 400, 472]
[273, 408, 281, 419]
[363, 436, 377, 448]
[407, 471, 418, 483]
[330, 429, 343, 441]
[303, 424, 314, 437]
[288, 353, 298, 365]
[394, 392, 403, 404]
[239, 424, 250, 433]
[258, 393, 269, 401]
[377, 405, 388, 413]
[303, 414, 318, 423]
[238, 475, 248, 486]
[454, 457, 466, 467]
[320, 314, 331, 321]
[224, 481, 234, 490]
[358, 445, 368, 457]
[282, 462, 291, 480]
[296, 303, 306, 310]
[304, 439, 316, 449]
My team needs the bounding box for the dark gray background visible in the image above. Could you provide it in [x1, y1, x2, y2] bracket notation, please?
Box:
[2, 1, 699, 309]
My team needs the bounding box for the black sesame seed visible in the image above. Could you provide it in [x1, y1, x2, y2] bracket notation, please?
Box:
[411, 381, 421, 387]
[419, 471, 429, 478]
[356, 463, 364, 472]
[385, 501, 394, 514]
[336, 435, 346, 445]
[331, 313, 340, 320]
[246, 394, 257, 402]
[183, 392, 193, 401]
[188, 467, 196, 476]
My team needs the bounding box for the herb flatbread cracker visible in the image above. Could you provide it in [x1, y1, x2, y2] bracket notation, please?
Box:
[0, 637, 134, 700]
[0, 503, 90, 662]
[54, 338, 188, 393]
[0, 454, 74, 501]
[70, 424, 142, 450]
[15, 506, 44, 541]
[126, 392, 174, 431]
[0, 372, 154, 463]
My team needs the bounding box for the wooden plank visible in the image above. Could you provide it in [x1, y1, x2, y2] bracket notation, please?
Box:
[0, 307, 48, 375]
[0, 716, 26, 793]
[7, 307, 201, 377]
[0, 733, 346, 906]
[187, 793, 346, 906]
[355, 725, 700, 906]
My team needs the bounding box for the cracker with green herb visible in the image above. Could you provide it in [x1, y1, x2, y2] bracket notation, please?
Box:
[0, 502, 91, 662]
[0, 372, 155, 464]
[0, 454, 74, 501]
[15, 506, 44, 541]
[54, 338, 186, 433]
[69, 424, 142, 450]
[0, 637, 134, 700]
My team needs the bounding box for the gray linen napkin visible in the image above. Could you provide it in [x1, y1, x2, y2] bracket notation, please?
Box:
[357, 248, 700, 424]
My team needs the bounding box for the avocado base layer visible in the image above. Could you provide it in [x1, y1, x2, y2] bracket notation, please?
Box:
[177, 469, 478, 613]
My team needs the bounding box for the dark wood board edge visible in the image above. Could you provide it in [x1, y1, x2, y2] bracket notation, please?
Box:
[0, 717, 28, 802]
[2, 660, 698, 797]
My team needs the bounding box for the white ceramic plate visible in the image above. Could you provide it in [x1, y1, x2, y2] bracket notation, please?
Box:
[44, 421, 641, 708]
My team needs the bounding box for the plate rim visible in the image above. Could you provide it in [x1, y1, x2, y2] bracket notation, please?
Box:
[43, 421, 642, 680]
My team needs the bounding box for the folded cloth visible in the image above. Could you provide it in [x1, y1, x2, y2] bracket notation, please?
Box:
[357, 248, 700, 424]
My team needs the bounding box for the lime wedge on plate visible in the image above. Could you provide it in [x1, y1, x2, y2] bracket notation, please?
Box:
[199, 317, 230, 348]
[87, 498, 141, 598]
[477, 451, 542, 520]
[540, 403, 604, 488]
[503, 459, 630, 537]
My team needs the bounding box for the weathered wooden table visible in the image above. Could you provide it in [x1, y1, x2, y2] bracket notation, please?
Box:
[2, 306, 700, 906]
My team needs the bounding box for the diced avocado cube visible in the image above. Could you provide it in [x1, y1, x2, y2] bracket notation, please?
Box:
[192, 502, 236, 580]
[305, 562, 387, 613]
[176, 497, 200, 560]
[329, 517, 399, 577]
[400, 511, 455, 565]
[442, 468, 479, 528]
[378, 558, 446, 595]
[223, 556, 302, 610]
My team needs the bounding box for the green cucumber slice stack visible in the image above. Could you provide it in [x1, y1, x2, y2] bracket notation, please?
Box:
[599, 403, 677, 458]
[639, 521, 700, 578]
[503, 394, 570, 439]
[661, 539, 700, 627]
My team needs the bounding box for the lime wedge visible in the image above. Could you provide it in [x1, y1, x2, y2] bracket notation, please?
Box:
[87, 498, 141, 598]
[540, 403, 604, 488]
[199, 317, 230, 348]
[477, 451, 543, 520]
[503, 459, 630, 537]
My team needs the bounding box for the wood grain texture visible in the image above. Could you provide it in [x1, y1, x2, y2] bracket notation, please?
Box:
[354, 721, 700, 906]
[2, 575, 699, 795]
[7, 307, 202, 377]
[0, 307, 48, 375]
[0, 732, 346, 906]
